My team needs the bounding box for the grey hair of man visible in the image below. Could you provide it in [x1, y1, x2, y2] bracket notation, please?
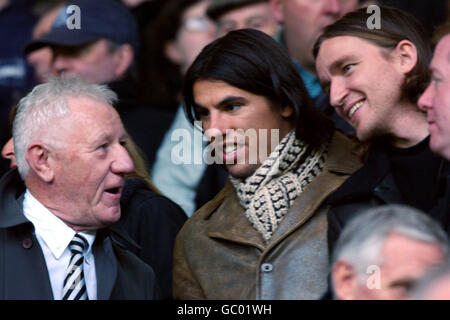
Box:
[332, 204, 450, 283]
[13, 76, 118, 180]
[408, 259, 450, 299]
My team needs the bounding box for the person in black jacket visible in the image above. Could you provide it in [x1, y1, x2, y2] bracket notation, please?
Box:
[314, 6, 449, 254]
[115, 136, 187, 299]
[331, 205, 449, 300]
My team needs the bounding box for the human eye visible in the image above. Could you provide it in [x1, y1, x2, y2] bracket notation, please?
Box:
[247, 17, 264, 30]
[431, 74, 442, 84]
[184, 17, 211, 32]
[343, 63, 355, 73]
[224, 103, 242, 112]
[119, 139, 127, 147]
[97, 143, 108, 151]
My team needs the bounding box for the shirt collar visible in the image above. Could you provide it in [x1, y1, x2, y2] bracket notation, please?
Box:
[22, 189, 96, 260]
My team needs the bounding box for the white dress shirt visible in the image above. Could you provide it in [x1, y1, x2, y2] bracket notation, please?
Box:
[22, 190, 97, 300]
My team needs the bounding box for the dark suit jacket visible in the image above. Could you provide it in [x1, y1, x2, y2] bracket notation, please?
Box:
[0, 169, 158, 300]
[326, 141, 449, 255]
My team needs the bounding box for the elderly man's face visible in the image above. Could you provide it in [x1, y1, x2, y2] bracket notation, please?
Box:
[192, 80, 293, 179]
[51, 39, 127, 84]
[418, 34, 450, 160]
[49, 96, 134, 231]
[216, 2, 279, 37]
[333, 233, 445, 300]
[271, 0, 358, 73]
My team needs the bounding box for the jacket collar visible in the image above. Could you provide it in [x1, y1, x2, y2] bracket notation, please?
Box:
[205, 181, 266, 250]
[325, 131, 362, 175]
[0, 169, 29, 228]
[327, 138, 449, 206]
[201, 131, 361, 249]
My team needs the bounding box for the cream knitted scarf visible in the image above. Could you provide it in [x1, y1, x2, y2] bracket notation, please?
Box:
[230, 130, 328, 242]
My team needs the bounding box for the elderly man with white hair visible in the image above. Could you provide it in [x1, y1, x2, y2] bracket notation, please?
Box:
[0, 77, 157, 300]
[331, 204, 449, 300]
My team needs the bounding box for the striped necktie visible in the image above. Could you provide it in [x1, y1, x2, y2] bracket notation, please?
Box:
[62, 233, 89, 300]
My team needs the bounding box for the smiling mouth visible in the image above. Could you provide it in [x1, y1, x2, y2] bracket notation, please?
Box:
[224, 144, 239, 154]
[347, 100, 364, 119]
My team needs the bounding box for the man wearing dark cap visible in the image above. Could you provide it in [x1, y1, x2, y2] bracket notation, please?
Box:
[25, 0, 138, 87]
[207, 0, 279, 36]
[25, 0, 174, 168]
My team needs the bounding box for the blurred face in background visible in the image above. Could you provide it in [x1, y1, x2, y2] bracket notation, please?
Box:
[333, 233, 445, 300]
[270, 0, 358, 73]
[418, 34, 450, 160]
[51, 39, 133, 84]
[26, 5, 63, 83]
[165, 0, 217, 74]
[216, 2, 279, 37]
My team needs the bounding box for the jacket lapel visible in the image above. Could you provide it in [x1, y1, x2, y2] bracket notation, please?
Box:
[206, 182, 266, 251]
[204, 131, 361, 252]
[93, 231, 117, 300]
[269, 132, 361, 245]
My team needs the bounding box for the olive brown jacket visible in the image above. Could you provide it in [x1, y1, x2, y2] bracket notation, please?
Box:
[173, 131, 362, 300]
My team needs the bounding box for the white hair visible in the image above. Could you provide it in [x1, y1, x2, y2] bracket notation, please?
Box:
[13, 76, 118, 179]
[332, 205, 450, 284]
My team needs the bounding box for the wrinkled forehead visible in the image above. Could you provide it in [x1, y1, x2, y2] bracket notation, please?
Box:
[65, 95, 121, 127]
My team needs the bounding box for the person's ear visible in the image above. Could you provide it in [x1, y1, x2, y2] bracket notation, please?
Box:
[332, 260, 360, 300]
[269, 0, 285, 24]
[392, 40, 418, 75]
[113, 44, 134, 79]
[25, 143, 54, 183]
[280, 105, 293, 119]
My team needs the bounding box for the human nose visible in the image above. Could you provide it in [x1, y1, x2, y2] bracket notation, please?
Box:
[324, 0, 341, 16]
[329, 78, 348, 109]
[203, 111, 228, 142]
[51, 55, 71, 75]
[112, 144, 135, 175]
[418, 83, 433, 112]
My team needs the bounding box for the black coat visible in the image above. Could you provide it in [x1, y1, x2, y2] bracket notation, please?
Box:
[0, 170, 158, 300]
[109, 77, 176, 169]
[116, 178, 187, 299]
[326, 141, 450, 255]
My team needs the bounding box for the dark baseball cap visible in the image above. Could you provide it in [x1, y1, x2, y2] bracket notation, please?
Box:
[24, 0, 139, 54]
[206, 0, 267, 21]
